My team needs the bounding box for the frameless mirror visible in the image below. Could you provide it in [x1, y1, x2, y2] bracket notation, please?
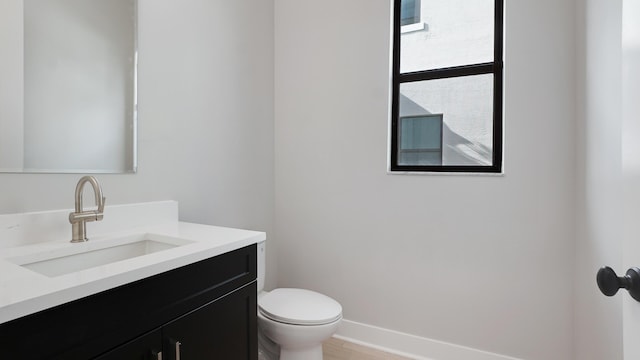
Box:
[0, 0, 137, 173]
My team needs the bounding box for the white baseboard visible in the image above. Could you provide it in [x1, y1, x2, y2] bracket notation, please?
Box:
[335, 319, 523, 360]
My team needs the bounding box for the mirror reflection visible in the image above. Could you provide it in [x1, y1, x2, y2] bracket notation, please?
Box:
[0, 0, 137, 173]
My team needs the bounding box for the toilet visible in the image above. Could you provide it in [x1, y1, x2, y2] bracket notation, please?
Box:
[257, 241, 342, 360]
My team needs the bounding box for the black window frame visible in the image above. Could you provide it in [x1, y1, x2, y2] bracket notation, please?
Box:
[390, 0, 504, 173]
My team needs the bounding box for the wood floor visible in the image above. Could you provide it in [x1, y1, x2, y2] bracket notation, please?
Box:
[323, 337, 414, 360]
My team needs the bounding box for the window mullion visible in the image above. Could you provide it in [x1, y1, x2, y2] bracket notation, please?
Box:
[399, 63, 496, 83]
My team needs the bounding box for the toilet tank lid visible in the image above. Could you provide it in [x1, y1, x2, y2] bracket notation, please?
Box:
[258, 288, 342, 325]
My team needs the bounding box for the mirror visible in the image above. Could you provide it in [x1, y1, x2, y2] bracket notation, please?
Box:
[0, 0, 137, 173]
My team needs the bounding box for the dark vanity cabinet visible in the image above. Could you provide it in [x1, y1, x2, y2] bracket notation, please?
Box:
[94, 329, 162, 360]
[97, 283, 256, 360]
[0, 244, 257, 360]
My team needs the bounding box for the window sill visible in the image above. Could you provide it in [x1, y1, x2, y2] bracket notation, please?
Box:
[387, 169, 504, 177]
[401, 22, 427, 34]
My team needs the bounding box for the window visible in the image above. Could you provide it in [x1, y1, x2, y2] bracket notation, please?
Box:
[401, 0, 421, 26]
[399, 114, 443, 165]
[390, 0, 503, 173]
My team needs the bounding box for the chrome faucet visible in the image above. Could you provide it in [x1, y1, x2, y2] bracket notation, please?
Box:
[69, 176, 106, 243]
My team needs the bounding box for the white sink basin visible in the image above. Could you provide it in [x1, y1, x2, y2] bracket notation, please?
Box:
[7, 233, 193, 277]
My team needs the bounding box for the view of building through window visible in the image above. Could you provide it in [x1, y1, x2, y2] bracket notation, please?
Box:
[391, 0, 502, 172]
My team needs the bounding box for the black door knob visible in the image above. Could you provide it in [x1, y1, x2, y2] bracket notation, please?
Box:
[597, 266, 640, 302]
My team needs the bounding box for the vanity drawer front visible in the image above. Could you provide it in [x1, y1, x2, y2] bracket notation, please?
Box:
[162, 281, 258, 360]
[0, 244, 256, 360]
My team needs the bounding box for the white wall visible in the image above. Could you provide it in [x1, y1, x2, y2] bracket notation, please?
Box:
[274, 1, 575, 359]
[0, 0, 24, 170]
[574, 0, 624, 359]
[0, 0, 276, 288]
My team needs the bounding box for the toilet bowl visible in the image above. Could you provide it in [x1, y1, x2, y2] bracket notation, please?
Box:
[257, 242, 342, 360]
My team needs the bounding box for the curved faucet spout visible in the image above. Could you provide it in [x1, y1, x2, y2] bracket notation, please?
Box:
[74, 175, 105, 214]
[69, 176, 106, 242]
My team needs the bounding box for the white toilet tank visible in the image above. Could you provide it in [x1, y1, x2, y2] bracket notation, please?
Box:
[257, 240, 266, 293]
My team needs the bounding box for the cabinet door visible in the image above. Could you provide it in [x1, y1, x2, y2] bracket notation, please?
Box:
[163, 282, 257, 360]
[94, 329, 162, 360]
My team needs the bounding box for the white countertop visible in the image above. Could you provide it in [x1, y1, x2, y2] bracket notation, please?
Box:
[0, 202, 266, 324]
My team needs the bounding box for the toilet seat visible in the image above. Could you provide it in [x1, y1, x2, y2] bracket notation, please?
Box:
[258, 288, 342, 326]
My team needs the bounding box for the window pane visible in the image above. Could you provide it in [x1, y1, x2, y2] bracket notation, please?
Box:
[399, 74, 494, 166]
[401, 0, 420, 26]
[400, 115, 441, 150]
[398, 115, 442, 166]
[400, 0, 494, 73]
